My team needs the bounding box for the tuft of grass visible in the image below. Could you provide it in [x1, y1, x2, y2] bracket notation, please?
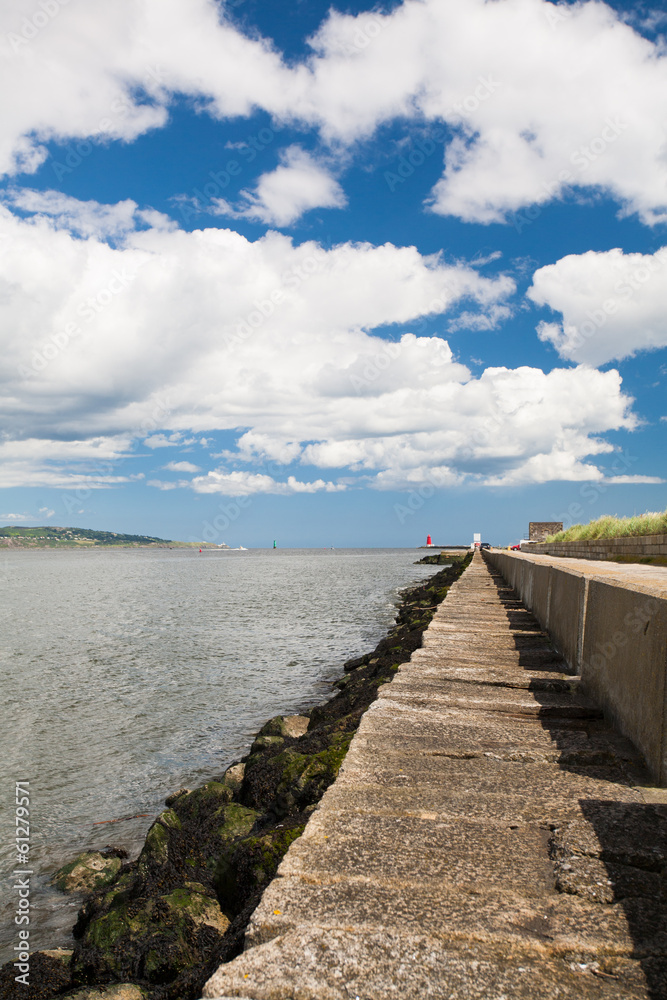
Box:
[546, 508, 667, 542]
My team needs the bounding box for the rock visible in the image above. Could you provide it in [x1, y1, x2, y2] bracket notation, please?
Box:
[281, 715, 310, 738]
[74, 882, 229, 984]
[215, 821, 306, 917]
[164, 787, 190, 807]
[343, 653, 368, 672]
[250, 734, 284, 752]
[72, 794, 257, 987]
[0, 949, 72, 999]
[40, 949, 73, 964]
[164, 881, 230, 934]
[241, 729, 353, 819]
[50, 853, 123, 894]
[255, 714, 310, 741]
[137, 809, 181, 869]
[63, 987, 147, 999]
[220, 762, 244, 793]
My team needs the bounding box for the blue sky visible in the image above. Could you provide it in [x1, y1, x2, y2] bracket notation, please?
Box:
[0, 0, 665, 546]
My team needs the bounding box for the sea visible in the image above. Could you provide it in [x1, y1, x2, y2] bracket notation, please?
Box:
[0, 546, 441, 963]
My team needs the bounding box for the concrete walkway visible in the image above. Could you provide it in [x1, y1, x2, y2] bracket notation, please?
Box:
[204, 553, 667, 1000]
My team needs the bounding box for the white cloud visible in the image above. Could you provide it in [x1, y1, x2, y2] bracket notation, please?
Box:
[0, 198, 645, 490]
[0, 512, 30, 521]
[38, 506, 56, 518]
[212, 146, 346, 226]
[1, 0, 666, 225]
[0, 436, 138, 489]
[150, 470, 345, 495]
[605, 475, 664, 484]
[528, 247, 667, 365]
[2, 189, 176, 239]
[163, 461, 201, 472]
[144, 434, 183, 448]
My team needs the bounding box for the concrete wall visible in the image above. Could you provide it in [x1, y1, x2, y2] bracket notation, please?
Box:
[524, 533, 667, 561]
[485, 550, 667, 785]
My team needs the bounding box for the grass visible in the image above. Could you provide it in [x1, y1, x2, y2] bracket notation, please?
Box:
[546, 509, 667, 542]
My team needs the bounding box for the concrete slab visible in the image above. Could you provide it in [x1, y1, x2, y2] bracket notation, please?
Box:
[203, 554, 664, 1000]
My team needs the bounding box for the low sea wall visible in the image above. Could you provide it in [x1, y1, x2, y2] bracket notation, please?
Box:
[523, 532, 667, 561]
[484, 550, 667, 784]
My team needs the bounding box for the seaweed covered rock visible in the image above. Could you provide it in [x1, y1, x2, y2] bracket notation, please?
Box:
[64, 986, 148, 999]
[71, 787, 259, 990]
[73, 879, 229, 985]
[215, 819, 306, 917]
[51, 851, 126, 894]
[61, 556, 471, 1000]
[0, 949, 73, 1000]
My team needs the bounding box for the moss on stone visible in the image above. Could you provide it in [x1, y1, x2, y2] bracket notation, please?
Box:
[163, 882, 229, 934]
[170, 781, 232, 824]
[139, 821, 169, 867]
[217, 803, 258, 844]
[215, 823, 306, 917]
[77, 881, 229, 985]
[51, 852, 123, 894]
[64, 986, 148, 1000]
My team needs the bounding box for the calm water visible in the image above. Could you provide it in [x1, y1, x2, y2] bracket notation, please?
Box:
[0, 547, 438, 960]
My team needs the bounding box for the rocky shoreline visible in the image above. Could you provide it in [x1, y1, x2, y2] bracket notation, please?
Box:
[0, 554, 470, 1000]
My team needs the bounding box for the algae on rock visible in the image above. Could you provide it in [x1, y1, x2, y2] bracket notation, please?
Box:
[51, 851, 124, 894]
[16, 559, 471, 1000]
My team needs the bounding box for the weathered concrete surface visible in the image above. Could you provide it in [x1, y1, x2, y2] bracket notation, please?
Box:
[525, 533, 667, 562]
[203, 555, 667, 1000]
[486, 550, 667, 784]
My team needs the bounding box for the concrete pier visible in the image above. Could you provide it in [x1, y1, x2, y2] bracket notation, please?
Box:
[204, 553, 667, 999]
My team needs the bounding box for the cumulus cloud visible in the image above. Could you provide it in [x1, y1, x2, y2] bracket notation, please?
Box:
[0, 437, 142, 489]
[2, 189, 176, 239]
[0, 198, 644, 491]
[528, 247, 667, 365]
[306, 0, 667, 225]
[2, 0, 666, 225]
[163, 461, 201, 473]
[605, 475, 664, 485]
[149, 471, 345, 495]
[213, 146, 346, 226]
[189, 471, 345, 495]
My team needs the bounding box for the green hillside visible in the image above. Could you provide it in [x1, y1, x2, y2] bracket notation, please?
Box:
[0, 526, 173, 547]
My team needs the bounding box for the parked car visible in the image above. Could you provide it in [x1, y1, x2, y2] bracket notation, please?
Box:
[510, 544, 520, 550]
[480, 542, 491, 549]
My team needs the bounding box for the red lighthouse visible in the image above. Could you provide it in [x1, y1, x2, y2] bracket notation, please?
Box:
[426, 534, 433, 547]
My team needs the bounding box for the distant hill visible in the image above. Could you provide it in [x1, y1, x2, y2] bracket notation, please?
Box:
[0, 526, 175, 547]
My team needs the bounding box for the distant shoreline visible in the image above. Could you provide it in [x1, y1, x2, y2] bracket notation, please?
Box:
[0, 539, 221, 550]
[0, 525, 227, 550]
